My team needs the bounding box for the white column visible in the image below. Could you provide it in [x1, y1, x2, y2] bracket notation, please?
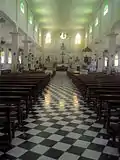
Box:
[10, 31, 19, 72]
[0, 48, 1, 75]
[94, 42, 103, 72]
[85, 31, 88, 48]
[107, 32, 118, 73]
[31, 43, 36, 54]
[22, 35, 31, 71]
[30, 43, 36, 70]
[4, 45, 8, 64]
[41, 30, 45, 63]
[117, 50, 120, 72]
[35, 46, 40, 60]
[97, 52, 104, 72]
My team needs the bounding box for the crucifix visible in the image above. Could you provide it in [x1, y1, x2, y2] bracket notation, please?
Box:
[61, 51, 65, 64]
[60, 43, 65, 64]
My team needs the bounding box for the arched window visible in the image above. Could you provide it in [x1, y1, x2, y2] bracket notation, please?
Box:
[89, 26, 92, 33]
[75, 33, 81, 44]
[104, 57, 108, 67]
[104, 5, 108, 16]
[29, 16, 33, 24]
[114, 54, 118, 67]
[8, 51, 12, 64]
[39, 32, 41, 46]
[20, 0, 25, 14]
[95, 18, 98, 26]
[45, 32, 51, 44]
[0, 50, 5, 64]
[35, 26, 38, 32]
[19, 55, 22, 64]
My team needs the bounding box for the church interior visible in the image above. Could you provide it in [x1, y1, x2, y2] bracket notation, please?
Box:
[0, 0, 120, 159]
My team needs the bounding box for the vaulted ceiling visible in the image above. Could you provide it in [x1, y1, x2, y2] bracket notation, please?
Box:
[28, 0, 101, 30]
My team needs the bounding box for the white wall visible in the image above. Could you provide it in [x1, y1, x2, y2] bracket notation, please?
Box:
[43, 31, 83, 63]
[0, 0, 40, 47]
[18, 0, 28, 33]
[85, 0, 120, 72]
[0, 0, 17, 24]
[34, 23, 39, 43]
[28, 9, 34, 39]
[87, 0, 120, 46]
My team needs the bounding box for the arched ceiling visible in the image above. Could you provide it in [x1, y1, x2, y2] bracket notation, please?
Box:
[28, 0, 100, 30]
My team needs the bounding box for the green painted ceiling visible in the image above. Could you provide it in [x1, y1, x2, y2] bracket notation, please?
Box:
[28, 0, 100, 30]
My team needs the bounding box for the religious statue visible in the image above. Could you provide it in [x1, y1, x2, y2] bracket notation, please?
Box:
[45, 56, 51, 63]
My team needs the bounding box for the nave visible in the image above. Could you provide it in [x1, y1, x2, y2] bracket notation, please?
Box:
[0, 72, 119, 160]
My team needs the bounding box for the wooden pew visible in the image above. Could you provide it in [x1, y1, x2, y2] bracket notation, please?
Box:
[67, 72, 120, 151]
[0, 72, 51, 146]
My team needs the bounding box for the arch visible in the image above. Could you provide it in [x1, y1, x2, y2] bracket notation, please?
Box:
[8, 51, 12, 64]
[75, 33, 81, 44]
[110, 20, 120, 46]
[114, 54, 118, 67]
[111, 20, 120, 33]
[45, 32, 51, 44]
[104, 57, 108, 67]
[0, 50, 5, 64]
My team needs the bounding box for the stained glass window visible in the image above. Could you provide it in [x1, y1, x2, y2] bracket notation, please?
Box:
[104, 5, 108, 16]
[20, 0, 25, 14]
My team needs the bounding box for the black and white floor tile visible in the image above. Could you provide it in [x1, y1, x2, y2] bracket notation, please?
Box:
[0, 72, 120, 160]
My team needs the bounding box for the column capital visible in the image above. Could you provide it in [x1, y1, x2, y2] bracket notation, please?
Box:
[30, 43, 36, 48]
[22, 40, 31, 43]
[107, 32, 118, 37]
[9, 32, 19, 35]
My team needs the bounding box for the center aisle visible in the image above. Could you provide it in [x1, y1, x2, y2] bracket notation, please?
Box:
[3, 72, 119, 160]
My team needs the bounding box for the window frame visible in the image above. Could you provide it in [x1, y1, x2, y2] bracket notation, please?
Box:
[75, 33, 81, 45]
[104, 4, 108, 16]
[29, 16, 33, 24]
[89, 26, 92, 33]
[104, 57, 108, 67]
[8, 51, 12, 64]
[20, 0, 25, 14]
[114, 54, 119, 67]
[45, 32, 51, 44]
[95, 18, 98, 26]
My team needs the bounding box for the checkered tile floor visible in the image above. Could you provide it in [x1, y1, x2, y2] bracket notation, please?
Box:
[1, 72, 120, 160]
